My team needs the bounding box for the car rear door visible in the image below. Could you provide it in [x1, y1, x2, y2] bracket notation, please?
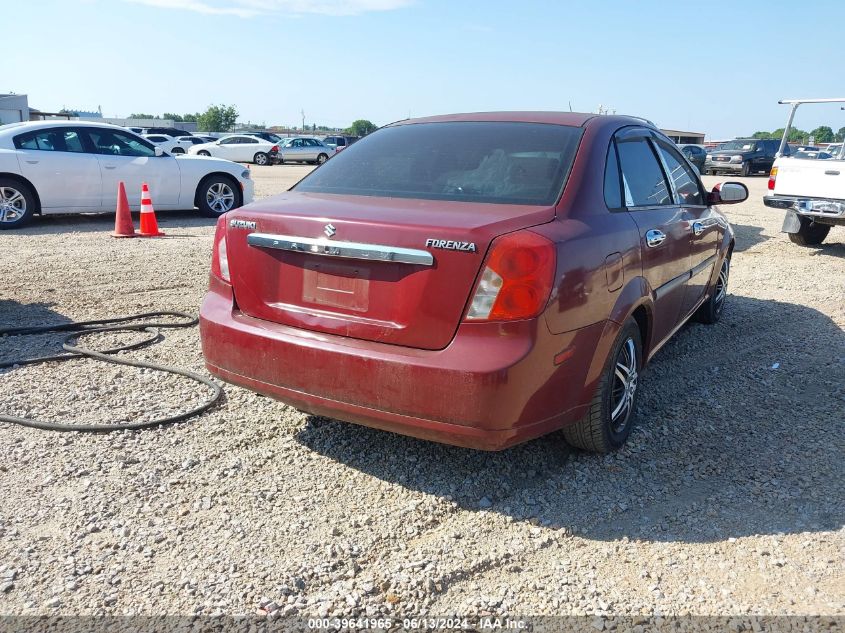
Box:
[654, 137, 719, 320]
[13, 127, 101, 210]
[615, 128, 692, 346]
[215, 137, 241, 161]
[239, 137, 261, 162]
[84, 128, 181, 207]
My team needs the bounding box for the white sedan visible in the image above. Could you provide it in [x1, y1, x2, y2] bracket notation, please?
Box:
[143, 133, 193, 155]
[187, 134, 279, 166]
[0, 121, 254, 229]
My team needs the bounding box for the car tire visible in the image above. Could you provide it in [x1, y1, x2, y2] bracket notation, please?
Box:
[316, 153, 329, 165]
[253, 152, 269, 166]
[198, 150, 211, 157]
[788, 218, 830, 246]
[562, 318, 642, 453]
[196, 175, 242, 218]
[0, 178, 37, 230]
[741, 161, 751, 176]
[171, 147, 185, 154]
[694, 256, 730, 324]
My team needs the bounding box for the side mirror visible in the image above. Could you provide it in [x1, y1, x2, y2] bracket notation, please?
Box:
[708, 182, 748, 205]
[154, 146, 164, 157]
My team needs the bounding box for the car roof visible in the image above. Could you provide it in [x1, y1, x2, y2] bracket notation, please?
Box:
[0, 120, 142, 139]
[386, 111, 659, 134]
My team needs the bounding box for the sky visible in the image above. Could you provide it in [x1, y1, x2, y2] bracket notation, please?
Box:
[3, 0, 845, 140]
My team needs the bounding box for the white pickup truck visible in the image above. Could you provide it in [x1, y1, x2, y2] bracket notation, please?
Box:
[763, 98, 845, 246]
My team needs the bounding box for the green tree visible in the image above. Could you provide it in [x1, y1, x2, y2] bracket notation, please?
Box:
[182, 113, 199, 123]
[836, 127, 845, 142]
[771, 127, 809, 143]
[344, 119, 377, 137]
[197, 105, 239, 132]
[162, 112, 184, 122]
[810, 126, 834, 143]
[751, 131, 774, 139]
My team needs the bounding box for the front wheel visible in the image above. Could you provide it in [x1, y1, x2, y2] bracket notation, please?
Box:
[316, 153, 329, 165]
[0, 179, 37, 230]
[740, 161, 751, 176]
[788, 217, 830, 246]
[253, 152, 269, 166]
[562, 319, 642, 453]
[695, 256, 729, 324]
[196, 176, 242, 218]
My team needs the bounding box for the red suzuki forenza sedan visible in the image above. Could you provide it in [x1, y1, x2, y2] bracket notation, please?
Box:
[200, 112, 745, 452]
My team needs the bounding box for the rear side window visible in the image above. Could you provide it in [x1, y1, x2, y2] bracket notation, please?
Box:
[295, 121, 584, 206]
[616, 136, 672, 206]
[604, 141, 622, 209]
[14, 128, 85, 153]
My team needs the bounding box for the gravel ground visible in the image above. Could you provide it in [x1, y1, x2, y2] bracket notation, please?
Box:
[0, 167, 842, 623]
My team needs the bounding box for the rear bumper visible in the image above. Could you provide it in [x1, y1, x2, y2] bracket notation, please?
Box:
[764, 195, 845, 219]
[199, 282, 604, 450]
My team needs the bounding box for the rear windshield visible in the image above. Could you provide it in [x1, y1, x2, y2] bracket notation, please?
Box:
[294, 121, 583, 205]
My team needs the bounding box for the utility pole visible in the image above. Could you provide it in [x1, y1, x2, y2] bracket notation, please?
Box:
[301, 109, 305, 131]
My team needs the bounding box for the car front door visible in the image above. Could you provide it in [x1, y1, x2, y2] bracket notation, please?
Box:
[287, 138, 306, 161]
[654, 138, 719, 320]
[239, 137, 261, 162]
[215, 137, 241, 161]
[615, 128, 692, 347]
[13, 127, 101, 210]
[84, 128, 181, 208]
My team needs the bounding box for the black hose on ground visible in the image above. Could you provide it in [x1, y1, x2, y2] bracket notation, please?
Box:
[0, 311, 222, 432]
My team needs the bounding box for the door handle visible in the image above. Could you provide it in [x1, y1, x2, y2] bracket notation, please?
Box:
[824, 170, 840, 176]
[25, 160, 39, 164]
[692, 221, 704, 236]
[645, 229, 666, 248]
[104, 165, 117, 170]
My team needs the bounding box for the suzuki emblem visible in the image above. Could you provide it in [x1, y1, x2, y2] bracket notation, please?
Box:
[324, 223, 337, 238]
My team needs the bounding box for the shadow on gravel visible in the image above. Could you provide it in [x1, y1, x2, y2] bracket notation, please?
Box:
[730, 222, 768, 252]
[297, 296, 844, 543]
[0, 300, 74, 374]
[10, 210, 218, 235]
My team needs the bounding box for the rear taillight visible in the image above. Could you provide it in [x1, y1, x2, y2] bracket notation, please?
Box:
[271, 145, 279, 153]
[210, 215, 230, 283]
[768, 166, 778, 190]
[465, 231, 556, 322]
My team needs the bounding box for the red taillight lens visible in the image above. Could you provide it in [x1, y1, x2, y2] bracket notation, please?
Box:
[271, 145, 279, 153]
[465, 231, 556, 322]
[768, 166, 778, 190]
[210, 215, 230, 284]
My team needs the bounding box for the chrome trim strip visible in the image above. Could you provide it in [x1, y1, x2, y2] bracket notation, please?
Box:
[246, 233, 434, 266]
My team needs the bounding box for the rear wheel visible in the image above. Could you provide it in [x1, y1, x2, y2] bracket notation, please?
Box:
[788, 218, 830, 246]
[253, 152, 269, 166]
[0, 179, 36, 230]
[562, 319, 642, 453]
[695, 256, 729, 324]
[171, 147, 185, 155]
[196, 175, 241, 218]
[197, 150, 211, 157]
[316, 153, 329, 165]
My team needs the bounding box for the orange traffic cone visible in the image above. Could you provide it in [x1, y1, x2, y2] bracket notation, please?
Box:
[138, 183, 165, 237]
[112, 181, 136, 238]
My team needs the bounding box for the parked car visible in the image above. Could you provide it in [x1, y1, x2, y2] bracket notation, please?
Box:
[705, 138, 780, 176]
[0, 120, 253, 228]
[677, 144, 706, 173]
[193, 135, 218, 144]
[764, 97, 845, 246]
[241, 131, 282, 143]
[177, 135, 211, 147]
[143, 133, 193, 155]
[187, 135, 279, 166]
[322, 135, 358, 151]
[199, 112, 743, 453]
[144, 126, 195, 138]
[277, 137, 334, 164]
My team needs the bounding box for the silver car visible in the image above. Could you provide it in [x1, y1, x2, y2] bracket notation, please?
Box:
[277, 137, 334, 165]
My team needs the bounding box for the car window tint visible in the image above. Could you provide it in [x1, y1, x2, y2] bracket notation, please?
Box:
[604, 141, 622, 209]
[656, 141, 703, 205]
[14, 128, 85, 153]
[220, 138, 238, 144]
[616, 136, 672, 206]
[295, 121, 583, 206]
[88, 129, 156, 157]
[243, 138, 258, 144]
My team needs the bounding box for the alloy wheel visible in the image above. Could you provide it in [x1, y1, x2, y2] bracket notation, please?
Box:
[206, 182, 236, 214]
[714, 259, 729, 315]
[0, 186, 27, 223]
[610, 337, 638, 434]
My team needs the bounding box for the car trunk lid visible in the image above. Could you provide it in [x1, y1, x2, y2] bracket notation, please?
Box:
[225, 192, 554, 350]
